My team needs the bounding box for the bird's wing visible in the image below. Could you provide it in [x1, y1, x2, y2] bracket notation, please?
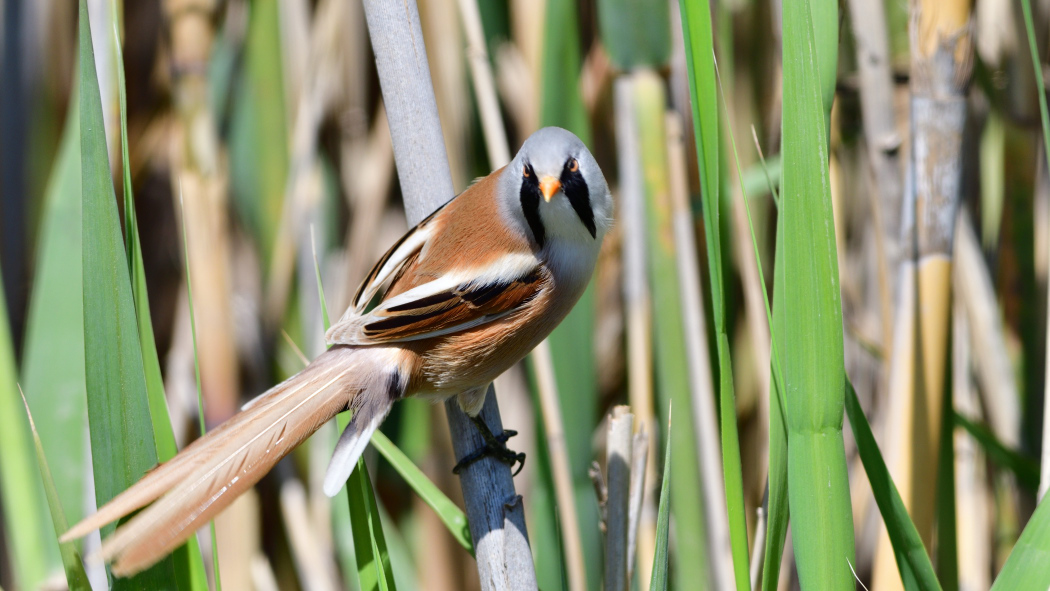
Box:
[325, 252, 547, 345]
[343, 198, 452, 317]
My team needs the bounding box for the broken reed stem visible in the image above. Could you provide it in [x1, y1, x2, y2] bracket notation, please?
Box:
[749, 503, 767, 590]
[361, 2, 536, 588]
[605, 407, 634, 591]
[626, 429, 649, 584]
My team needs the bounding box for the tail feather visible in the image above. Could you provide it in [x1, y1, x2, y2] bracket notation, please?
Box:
[323, 395, 391, 497]
[61, 346, 399, 577]
[59, 386, 299, 543]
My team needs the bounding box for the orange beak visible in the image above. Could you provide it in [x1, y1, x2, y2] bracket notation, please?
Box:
[539, 176, 561, 202]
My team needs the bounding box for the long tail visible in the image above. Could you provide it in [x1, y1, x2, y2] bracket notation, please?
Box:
[61, 345, 399, 577]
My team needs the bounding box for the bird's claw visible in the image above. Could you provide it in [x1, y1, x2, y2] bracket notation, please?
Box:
[453, 422, 526, 475]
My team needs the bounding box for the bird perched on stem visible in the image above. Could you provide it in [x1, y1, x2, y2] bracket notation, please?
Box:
[62, 127, 613, 576]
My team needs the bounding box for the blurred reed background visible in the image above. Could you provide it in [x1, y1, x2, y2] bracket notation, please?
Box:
[4, 0, 1050, 589]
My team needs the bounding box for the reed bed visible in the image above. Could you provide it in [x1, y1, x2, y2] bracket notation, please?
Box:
[5, 0, 1050, 589]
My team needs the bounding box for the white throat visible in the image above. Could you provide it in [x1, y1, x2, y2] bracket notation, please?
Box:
[541, 234, 601, 295]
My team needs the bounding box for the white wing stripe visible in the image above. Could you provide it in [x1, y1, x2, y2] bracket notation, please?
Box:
[353, 224, 434, 312]
[376, 252, 539, 312]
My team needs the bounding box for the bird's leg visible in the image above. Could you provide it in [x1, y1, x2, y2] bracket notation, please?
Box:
[452, 414, 526, 476]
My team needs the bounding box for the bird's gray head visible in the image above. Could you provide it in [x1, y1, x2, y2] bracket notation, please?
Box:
[500, 127, 613, 250]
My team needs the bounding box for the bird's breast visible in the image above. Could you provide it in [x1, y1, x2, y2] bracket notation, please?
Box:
[404, 265, 587, 397]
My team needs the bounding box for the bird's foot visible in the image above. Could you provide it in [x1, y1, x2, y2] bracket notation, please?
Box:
[452, 416, 526, 476]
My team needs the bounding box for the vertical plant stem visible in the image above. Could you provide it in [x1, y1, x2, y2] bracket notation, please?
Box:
[779, 0, 857, 587]
[749, 504, 767, 590]
[531, 343, 587, 591]
[1019, 0, 1050, 501]
[605, 407, 634, 591]
[615, 72, 660, 589]
[180, 193, 223, 591]
[952, 271, 990, 591]
[954, 213, 1021, 452]
[845, 0, 903, 353]
[455, 0, 510, 168]
[666, 104, 727, 588]
[165, 0, 239, 426]
[874, 1, 973, 587]
[361, 2, 536, 588]
[627, 430, 649, 584]
[637, 69, 724, 590]
[678, 0, 748, 587]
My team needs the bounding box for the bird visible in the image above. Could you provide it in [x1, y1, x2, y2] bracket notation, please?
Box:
[61, 126, 614, 576]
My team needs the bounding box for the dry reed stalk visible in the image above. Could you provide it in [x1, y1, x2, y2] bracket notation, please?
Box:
[614, 76, 658, 590]
[509, 0, 544, 108]
[531, 343, 587, 591]
[340, 105, 396, 308]
[419, 0, 468, 190]
[414, 493, 463, 591]
[249, 554, 280, 591]
[627, 429, 649, 583]
[494, 44, 539, 139]
[263, 0, 346, 329]
[362, 2, 537, 587]
[336, 0, 386, 309]
[605, 407, 634, 591]
[750, 504, 767, 589]
[666, 111, 735, 591]
[456, 0, 510, 167]
[280, 478, 341, 591]
[164, 288, 202, 449]
[165, 0, 239, 425]
[954, 212, 1020, 450]
[846, 0, 903, 354]
[580, 46, 612, 116]
[872, 1, 973, 587]
[213, 489, 259, 589]
[165, 1, 250, 577]
[951, 276, 991, 591]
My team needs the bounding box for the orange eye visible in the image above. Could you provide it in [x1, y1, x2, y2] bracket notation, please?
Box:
[568, 158, 579, 172]
[522, 165, 530, 177]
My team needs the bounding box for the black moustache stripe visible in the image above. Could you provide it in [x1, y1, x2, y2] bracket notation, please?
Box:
[520, 164, 546, 248]
[561, 168, 595, 238]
